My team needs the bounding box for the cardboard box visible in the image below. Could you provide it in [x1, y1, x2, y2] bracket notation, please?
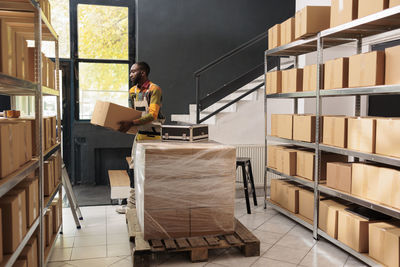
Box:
[50, 116, 56, 145]
[282, 68, 303, 93]
[282, 184, 300, 213]
[358, 0, 389, 18]
[326, 162, 352, 193]
[295, 6, 331, 39]
[1, 20, 17, 76]
[144, 209, 190, 240]
[43, 117, 51, 150]
[376, 118, 400, 157]
[385, 45, 400, 85]
[369, 222, 400, 267]
[0, 121, 25, 177]
[319, 199, 347, 239]
[0, 190, 27, 253]
[338, 209, 372, 252]
[44, 209, 53, 246]
[27, 47, 35, 83]
[330, 0, 358, 27]
[108, 170, 130, 200]
[270, 179, 286, 203]
[268, 24, 281, 49]
[44, 161, 54, 196]
[51, 199, 61, 233]
[299, 189, 314, 221]
[19, 237, 38, 267]
[271, 114, 293, 139]
[323, 116, 348, 148]
[293, 114, 316, 142]
[351, 163, 380, 201]
[276, 148, 297, 176]
[15, 178, 39, 227]
[324, 57, 349, 90]
[190, 206, 234, 236]
[15, 33, 29, 80]
[348, 117, 376, 153]
[390, 0, 400, 7]
[348, 51, 385, 88]
[90, 101, 142, 134]
[266, 71, 282, 94]
[303, 64, 319, 91]
[280, 17, 295, 45]
[267, 145, 282, 169]
[379, 167, 400, 209]
[13, 260, 27, 267]
[41, 53, 48, 87]
[48, 59, 55, 89]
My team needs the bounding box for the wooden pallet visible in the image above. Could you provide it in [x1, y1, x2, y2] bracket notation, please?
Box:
[126, 208, 260, 267]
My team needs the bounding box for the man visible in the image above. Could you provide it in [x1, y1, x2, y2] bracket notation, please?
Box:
[117, 61, 164, 213]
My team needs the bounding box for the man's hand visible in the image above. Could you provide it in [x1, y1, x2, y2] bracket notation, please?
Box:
[118, 120, 134, 133]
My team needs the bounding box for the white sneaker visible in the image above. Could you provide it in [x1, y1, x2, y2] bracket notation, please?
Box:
[116, 205, 127, 214]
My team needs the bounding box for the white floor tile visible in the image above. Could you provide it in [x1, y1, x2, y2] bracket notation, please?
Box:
[108, 258, 133, 267]
[74, 235, 107, 247]
[107, 243, 131, 257]
[252, 257, 297, 267]
[73, 225, 107, 236]
[237, 213, 272, 230]
[256, 221, 295, 234]
[70, 245, 107, 260]
[344, 256, 368, 267]
[47, 262, 76, 267]
[209, 247, 259, 267]
[54, 236, 75, 248]
[299, 240, 349, 267]
[252, 230, 284, 245]
[64, 256, 121, 267]
[263, 244, 310, 264]
[49, 248, 73, 261]
[107, 233, 130, 245]
[275, 232, 317, 250]
[259, 242, 273, 256]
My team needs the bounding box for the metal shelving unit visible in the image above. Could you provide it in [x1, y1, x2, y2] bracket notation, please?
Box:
[0, 1, 62, 266]
[264, 5, 400, 267]
[267, 168, 314, 189]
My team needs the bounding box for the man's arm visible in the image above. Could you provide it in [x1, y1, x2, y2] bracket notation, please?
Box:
[133, 87, 161, 125]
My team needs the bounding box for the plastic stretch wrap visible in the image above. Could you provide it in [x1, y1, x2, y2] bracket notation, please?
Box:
[134, 140, 236, 240]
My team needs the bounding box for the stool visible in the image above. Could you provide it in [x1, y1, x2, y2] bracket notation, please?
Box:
[236, 157, 257, 214]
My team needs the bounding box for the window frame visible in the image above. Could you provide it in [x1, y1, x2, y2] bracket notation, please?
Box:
[70, 0, 135, 121]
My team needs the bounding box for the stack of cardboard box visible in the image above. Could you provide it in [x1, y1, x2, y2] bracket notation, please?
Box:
[44, 151, 62, 198]
[135, 141, 236, 240]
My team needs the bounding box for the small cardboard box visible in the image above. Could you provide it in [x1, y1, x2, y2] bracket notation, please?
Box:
[348, 117, 376, 153]
[0, 121, 25, 177]
[330, 0, 358, 27]
[43, 117, 51, 150]
[26, 47, 35, 83]
[44, 209, 53, 246]
[268, 24, 281, 49]
[299, 189, 314, 221]
[190, 206, 234, 236]
[385, 45, 400, 85]
[48, 59, 55, 89]
[276, 148, 297, 176]
[338, 209, 372, 252]
[267, 145, 282, 169]
[270, 179, 287, 204]
[379, 167, 400, 209]
[348, 51, 385, 88]
[90, 101, 142, 134]
[0, 190, 27, 253]
[50, 116, 56, 146]
[19, 237, 37, 267]
[302, 64, 319, 91]
[319, 199, 347, 239]
[143, 209, 190, 240]
[390, 0, 400, 7]
[280, 17, 295, 45]
[326, 162, 352, 193]
[44, 161, 54, 196]
[41, 53, 48, 87]
[266, 71, 282, 94]
[295, 6, 331, 39]
[351, 163, 380, 201]
[270, 114, 293, 139]
[15, 177, 39, 227]
[15, 33, 29, 80]
[358, 0, 389, 18]
[369, 222, 400, 267]
[282, 68, 303, 93]
[323, 116, 348, 148]
[293, 114, 316, 142]
[51, 200, 61, 233]
[283, 184, 300, 213]
[376, 118, 400, 158]
[1, 21, 17, 76]
[324, 57, 349, 90]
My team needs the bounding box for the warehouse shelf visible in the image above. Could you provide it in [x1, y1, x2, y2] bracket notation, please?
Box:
[44, 143, 61, 161]
[44, 182, 61, 210]
[318, 185, 400, 220]
[0, 159, 39, 198]
[266, 199, 313, 231]
[266, 91, 316, 99]
[0, 74, 37, 96]
[266, 167, 314, 189]
[0, 217, 40, 267]
[266, 136, 316, 149]
[319, 144, 400, 167]
[317, 229, 381, 267]
[320, 85, 400, 97]
[43, 86, 60, 97]
[44, 225, 62, 266]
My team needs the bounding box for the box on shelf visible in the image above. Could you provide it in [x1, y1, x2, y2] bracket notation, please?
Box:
[324, 57, 349, 90]
[15, 177, 39, 227]
[0, 190, 27, 253]
[323, 116, 348, 148]
[19, 237, 38, 267]
[376, 118, 400, 158]
[280, 17, 295, 45]
[276, 148, 297, 176]
[51, 200, 61, 233]
[271, 114, 293, 139]
[268, 24, 281, 49]
[295, 6, 331, 39]
[48, 59, 55, 89]
[385, 45, 400, 85]
[271, 180, 299, 213]
[369, 222, 400, 267]
[41, 53, 48, 87]
[282, 68, 303, 93]
[358, 0, 389, 18]
[348, 51, 385, 88]
[44, 160, 54, 196]
[266, 71, 282, 94]
[319, 199, 348, 239]
[15, 33, 29, 80]
[390, 0, 400, 7]
[326, 162, 352, 193]
[44, 209, 53, 246]
[0, 121, 24, 178]
[302, 64, 319, 91]
[330, 0, 358, 27]
[293, 114, 316, 142]
[90, 100, 142, 134]
[50, 116, 57, 145]
[379, 167, 400, 210]
[1, 21, 17, 77]
[27, 47, 36, 83]
[298, 189, 314, 221]
[347, 117, 376, 153]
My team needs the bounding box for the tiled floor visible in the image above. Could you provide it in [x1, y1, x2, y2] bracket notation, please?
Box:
[48, 198, 367, 267]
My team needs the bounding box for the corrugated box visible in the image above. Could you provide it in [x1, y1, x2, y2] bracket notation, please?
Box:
[282, 68, 303, 93]
[351, 163, 380, 201]
[299, 189, 314, 221]
[41, 53, 48, 87]
[90, 101, 142, 134]
[276, 148, 297, 176]
[376, 118, 400, 158]
[348, 117, 376, 153]
[267, 145, 281, 169]
[338, 209, 372, 252]
[1, 20, 17, 76]
[0, 190, 27, 253]
[379, 167, 400, 209]
[295, 6, 331, 39]
[283, 184, 300, 213]
[326, 162, 352, 193]
[44, 209, 53, 246]
[280, 17, 295, 45]
[144, 209, 190, 239]
[385, 45, 400, 85]
[330, 0, 358, 27]
[15, 33, 29, 80]
[43, 117, 51, 150]
[15, 177, 39, 227]
[324, 57, 349, 90]
[348, 51, 385, 88]
[51, 200, 61, 233]
[270, 114, 293, 139]
[390, 0, 400, 7]
[190, 206, 234, 236]
[268, 24, 281, 49]
[48, 59, 55, 89]
[266, 71, 282, 94]
[44, 161, 54, 196]
[358, 0, 389, 18]
[302, 64, 319, 91]
[270, 179, 287, 204]
[50, 116, 56, 146]
[323, 116, 348, 148]
[319, 199, 347, 239]
[18, 237, 38, 267]
[369, 222, 400, 267]
[27, 47, 35, 83]
[293, 114, 316, 142]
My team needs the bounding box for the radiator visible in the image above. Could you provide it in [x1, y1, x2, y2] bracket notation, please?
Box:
[235, 145, 265, 186]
